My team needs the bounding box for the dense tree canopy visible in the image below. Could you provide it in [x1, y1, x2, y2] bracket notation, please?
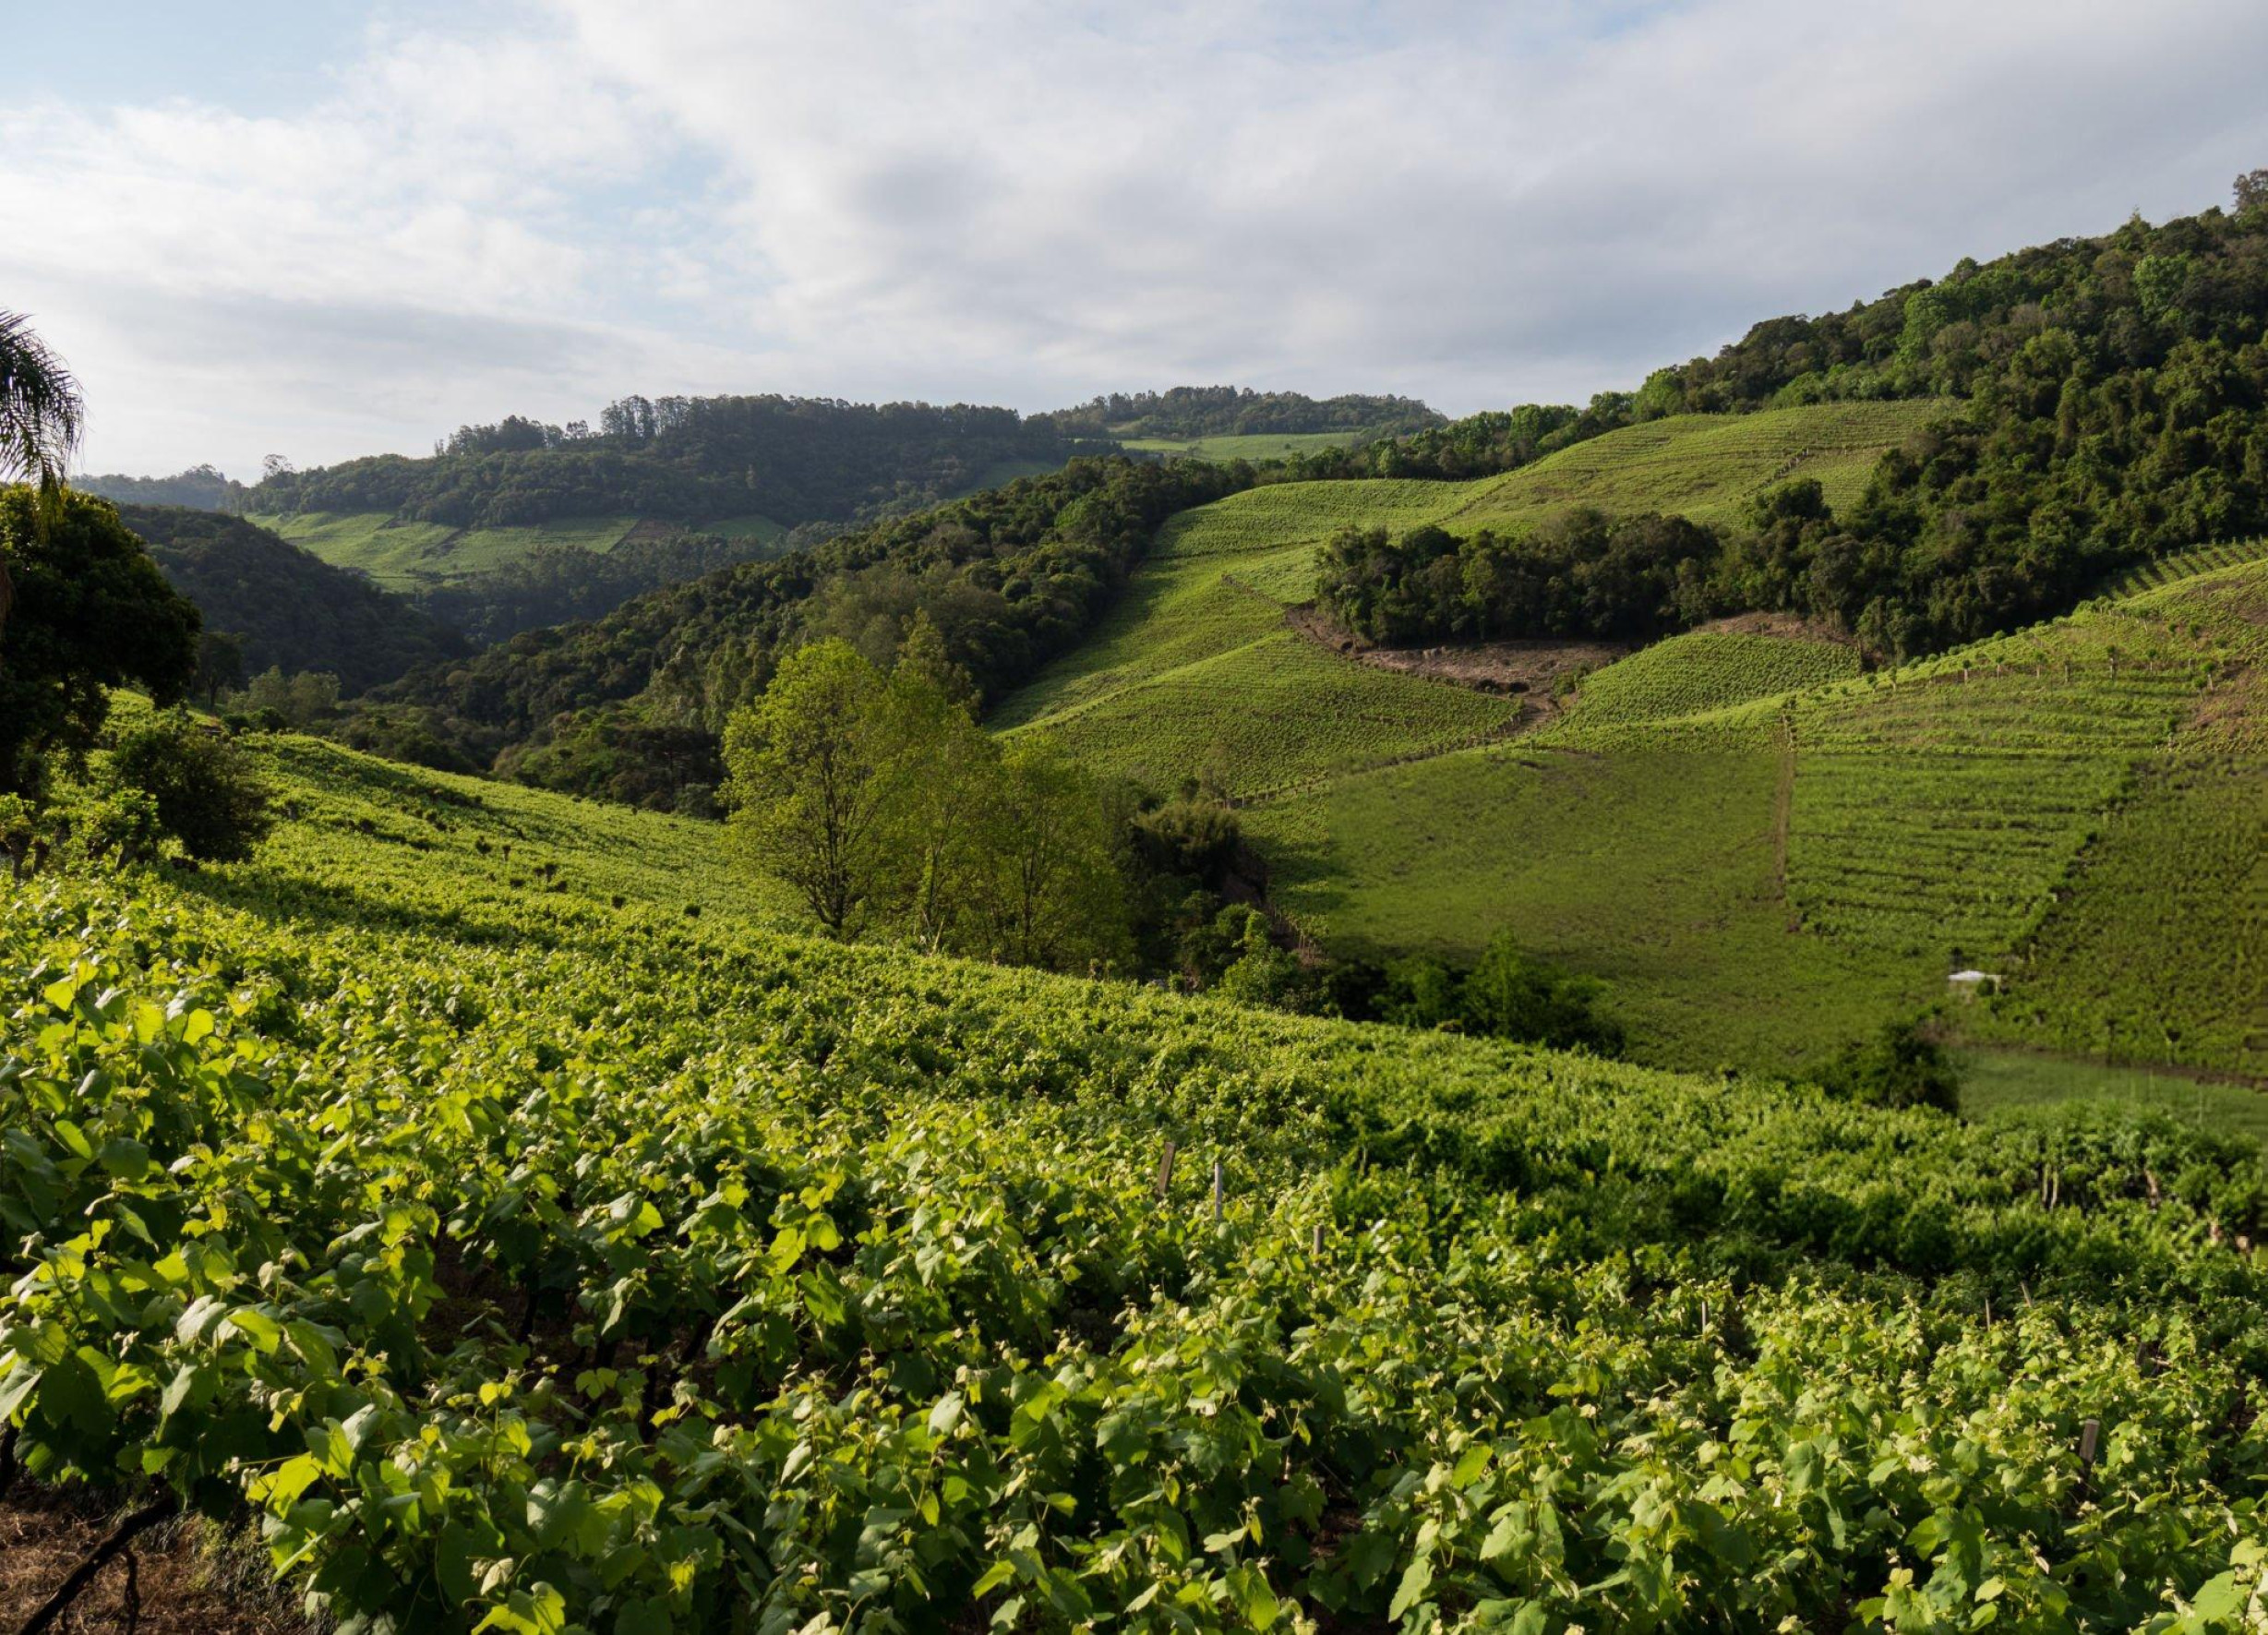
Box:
[0, 488, 201, 794]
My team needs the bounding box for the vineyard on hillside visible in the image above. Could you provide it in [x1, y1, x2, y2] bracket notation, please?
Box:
[4, 731, 2267, 1632]
[1561, 629, 1860, 726]
[1443, 401, 1949, 533]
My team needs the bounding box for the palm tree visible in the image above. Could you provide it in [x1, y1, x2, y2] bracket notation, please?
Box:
[0, 310, 86, 640]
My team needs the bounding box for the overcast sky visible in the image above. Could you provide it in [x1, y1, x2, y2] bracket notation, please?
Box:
[6, 1, 2267, 478]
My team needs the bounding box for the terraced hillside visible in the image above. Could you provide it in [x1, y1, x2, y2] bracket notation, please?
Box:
[6, 720, 2266, 1633]
[993, 402, 1936, 799]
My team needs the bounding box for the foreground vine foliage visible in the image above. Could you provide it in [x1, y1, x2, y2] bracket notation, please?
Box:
[3, 741, 2265, 1631]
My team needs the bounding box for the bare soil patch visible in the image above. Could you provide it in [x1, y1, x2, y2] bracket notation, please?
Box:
[0, 1485, 306, 1635]
[1695, 610, 1855, 644]
[1284, 606, 1633, 711]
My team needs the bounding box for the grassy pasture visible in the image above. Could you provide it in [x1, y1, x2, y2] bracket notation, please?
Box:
[1445, 400, 1949, 532]
[1245, 739, 1938, 1072]
[1116, 429, 1376, 461]
[255, 509, 642, 589]
[1230, 556, 2268, 1088]
[1962, 1050, 2268, 1148]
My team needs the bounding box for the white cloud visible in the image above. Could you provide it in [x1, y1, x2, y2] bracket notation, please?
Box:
[4, 0, 2266, 475]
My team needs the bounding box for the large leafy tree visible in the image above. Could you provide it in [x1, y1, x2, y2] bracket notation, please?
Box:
[1, 315, 203, 795]
[0, 487, 201, 795]
[721, 639, 903, 935]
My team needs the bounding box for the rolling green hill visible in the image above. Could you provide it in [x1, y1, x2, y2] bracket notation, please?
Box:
[5, 709, 2265, 1633]
[992, 402, 1933, 800]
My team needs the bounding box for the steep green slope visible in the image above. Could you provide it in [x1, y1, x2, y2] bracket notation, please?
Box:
[1446, 399, 1948, 531]
[117, 503, 470, 692]
[5, 720, 2265, 1633]
[1963, 563, 2268, 1076]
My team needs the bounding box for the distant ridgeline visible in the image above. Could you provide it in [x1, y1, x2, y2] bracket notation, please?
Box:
[350, 191, 2267, 805]
[246, 395, 1093, 530]
[74, 463, 250, 511]
[1034, 385, 1445, 439]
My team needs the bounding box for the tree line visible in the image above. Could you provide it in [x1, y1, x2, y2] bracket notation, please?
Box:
[71, 463, 250, 511]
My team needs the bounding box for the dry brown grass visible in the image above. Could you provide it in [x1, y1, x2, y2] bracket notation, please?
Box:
[0, 1486, 310, 1635]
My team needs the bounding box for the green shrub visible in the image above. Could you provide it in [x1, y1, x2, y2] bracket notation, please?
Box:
[1815, 1018, 1963, 1112]
[106, 710, 275, 862]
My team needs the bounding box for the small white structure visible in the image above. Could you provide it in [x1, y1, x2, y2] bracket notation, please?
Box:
[1947, 968, 2003, 997]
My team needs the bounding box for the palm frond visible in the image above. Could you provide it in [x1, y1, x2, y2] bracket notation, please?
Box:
[0, 310, 86, 527]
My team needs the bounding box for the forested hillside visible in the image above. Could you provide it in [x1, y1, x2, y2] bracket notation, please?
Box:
[248, 394, 1088, 530]
[120, 503, 468, 692]
[1309, 199, 2268, 654]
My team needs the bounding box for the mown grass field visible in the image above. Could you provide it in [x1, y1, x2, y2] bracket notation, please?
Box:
[253, 509, 788, 592]
[253, 510, 645, 590]
[1115, 429, 1375, 461]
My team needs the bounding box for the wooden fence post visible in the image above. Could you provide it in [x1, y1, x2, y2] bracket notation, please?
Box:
[1211, 1158, 1223, 1223]
[1156, 1140, 1177, 1200]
